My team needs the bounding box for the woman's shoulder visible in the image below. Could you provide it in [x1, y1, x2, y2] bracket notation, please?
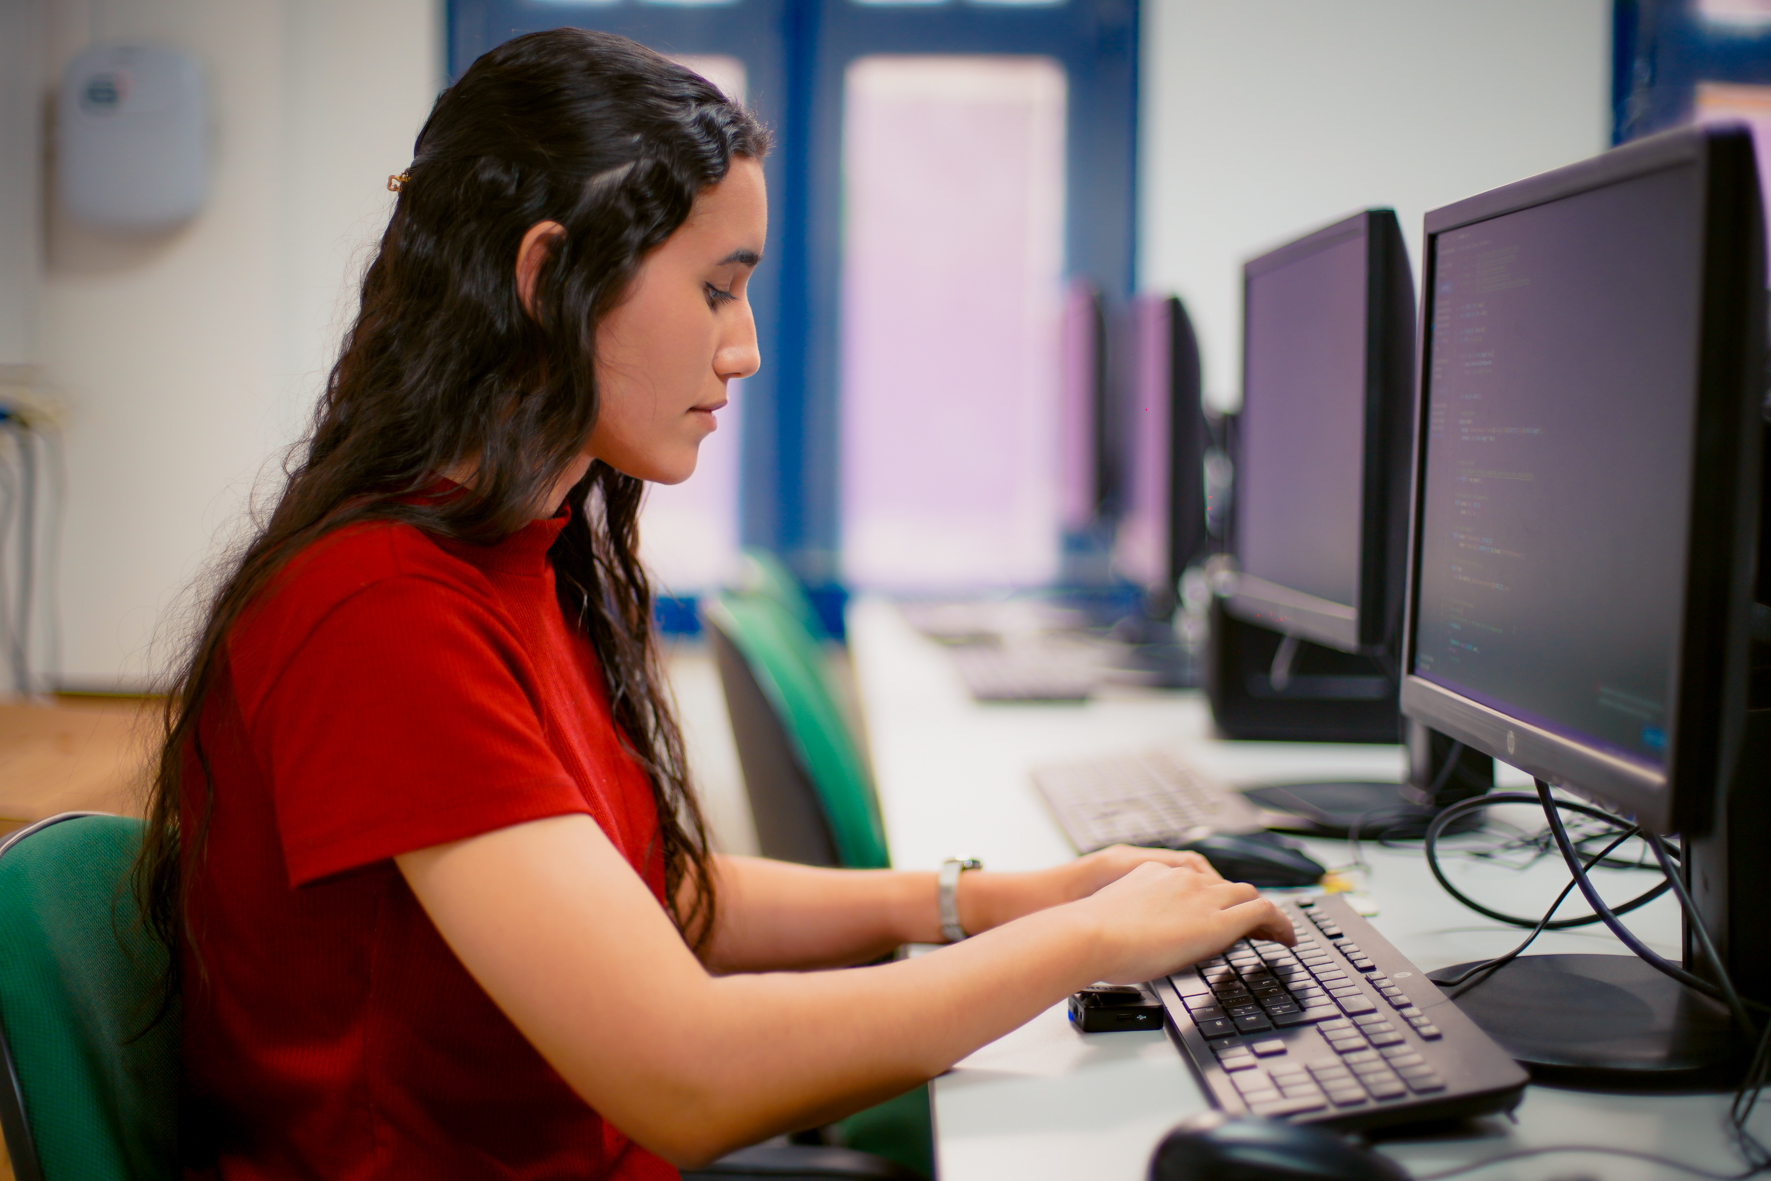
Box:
[228, 520, 508, 676]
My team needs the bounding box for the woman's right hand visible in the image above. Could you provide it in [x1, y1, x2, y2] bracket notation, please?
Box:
[1066, 860, 1294, 986]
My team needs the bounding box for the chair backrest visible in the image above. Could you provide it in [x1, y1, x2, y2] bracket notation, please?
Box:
[0, 814, 177, 1181]
[735, 548, 830, 643]
[704, 595, 889, 870]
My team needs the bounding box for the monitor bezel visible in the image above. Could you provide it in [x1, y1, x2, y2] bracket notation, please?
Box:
[1398, 124, 1765, 837]
[1226, 209, 1416, 657]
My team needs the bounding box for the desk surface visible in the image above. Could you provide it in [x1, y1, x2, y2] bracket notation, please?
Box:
[847, 597, 1768, 1181]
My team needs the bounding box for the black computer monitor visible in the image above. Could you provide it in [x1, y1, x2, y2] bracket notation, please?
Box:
[1226, 209, 1416, 655]
[1401, 123, 1766, 1083]
[1209, 210, 1491, 833]
[1113, 295, 1210, 622]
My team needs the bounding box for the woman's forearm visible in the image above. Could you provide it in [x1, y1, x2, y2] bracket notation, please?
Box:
[402, 816, 1288, 1169]
[702, 849, 1223, 972]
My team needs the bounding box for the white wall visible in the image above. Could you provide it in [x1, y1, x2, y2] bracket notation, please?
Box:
[1, 0, 45, 369]
[14, 0, 1613, 684]
[34, 0, 440, 686]
[1140, 0, 1612, 410]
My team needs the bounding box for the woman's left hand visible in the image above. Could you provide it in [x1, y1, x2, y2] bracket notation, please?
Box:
[959, 845, 1226, 936]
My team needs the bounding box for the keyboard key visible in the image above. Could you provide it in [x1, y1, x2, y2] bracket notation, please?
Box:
[1297, 1006, 1342, 1024]
[1368, 1032, 1406, 1047]
[1396, 1063, 1438, 1079]
[1228, 1004, 1264, 1018]
[1250, 1095, 1329, 1118]
[1219, 1056, 1259, 1073]
[1231, 1072, 1274, 1094]
[1405, 1073, 1447, 1093]
[1325, 1087, 1369, 1107]
[1209, 1037, 1247, 1055]
[1251, 1039, 1288, 1057]
[1188, 1005, 1228, 1022]
[1415, 1025, 1443, 1039]
[1338, 943, 1361, 955]
[1338, 997, 1377, 1015]
[1341, 1050, 1380, 1064]
[1271, 1008, 1327, 1027]
[1310, 1066, 1354, 1084]
[1367, 1080, 1408, 1100]
[1352, 959, 1378, 972]
[1240, 1088, 1284, 1106]
[1182, 992, 1221, 1009]
[1327, 985, 1362, 997]
[1326, 1039, 1369, 1054]
[1279, 1083, 1323, 1099]
[1196, 1018, 1236, 1038]
[1173, 974, 1213, 996]
[1362, 1022, 1395, 1034]
[1263, 1002, 1301, 1017]
[1349, 1060, 1393, 1076]
[1397, 1006, 1423, 1019]
[1234, 1014, 1273, 1033]
[1316, 1018, 1353, 1032]
[1351, 1012, 1387, 1026]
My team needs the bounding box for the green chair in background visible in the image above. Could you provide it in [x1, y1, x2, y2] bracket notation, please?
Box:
[704, 591, 889, 871]
[0, 813, 178, 1181]
[735, 548, 831, 644]
[704, 582, 933, 1179]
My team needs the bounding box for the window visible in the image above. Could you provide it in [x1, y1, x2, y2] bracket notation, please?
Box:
[450, 0, 1136, 604]
[839, 56, 1067, 587]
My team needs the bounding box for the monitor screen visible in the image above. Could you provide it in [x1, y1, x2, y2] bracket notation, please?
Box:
[1237, 229, 1370, 612]
[1410, 163, 1705, 773]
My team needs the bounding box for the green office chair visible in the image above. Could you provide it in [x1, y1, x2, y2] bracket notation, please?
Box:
[704, 592, 888, 870]
[0, 813, 178, 1181]
[701, 596, 933, 1179]
[736, 548, 831, 643]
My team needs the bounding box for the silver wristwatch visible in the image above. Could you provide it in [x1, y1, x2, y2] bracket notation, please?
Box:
[939, 858, 982, 943]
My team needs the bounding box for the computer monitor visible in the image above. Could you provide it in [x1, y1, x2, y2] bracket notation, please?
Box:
[1113, 294, 1210, 623]
[1208, 211, 1492, 832]
[1058, 281, 1115, 584]
[1225, 209, 1414, 657]
[1401, 123, 1766, 1082]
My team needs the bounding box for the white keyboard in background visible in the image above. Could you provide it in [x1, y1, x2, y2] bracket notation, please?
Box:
[1033, 749, 1268, 852]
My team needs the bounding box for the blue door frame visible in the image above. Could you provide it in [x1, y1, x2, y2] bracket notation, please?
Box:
[1614, 0, 1771, 142]
[449, 0, 1139, 593]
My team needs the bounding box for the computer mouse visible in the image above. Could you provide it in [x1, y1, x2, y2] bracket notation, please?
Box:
[1149, 1112, 1409, 1181]
[1178, 830, 1325, 889]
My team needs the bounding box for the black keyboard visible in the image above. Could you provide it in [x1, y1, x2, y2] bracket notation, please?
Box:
[1155, 895, 1528, 1131]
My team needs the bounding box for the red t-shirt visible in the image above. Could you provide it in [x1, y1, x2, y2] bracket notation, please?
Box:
[181, 510, 680, 1181]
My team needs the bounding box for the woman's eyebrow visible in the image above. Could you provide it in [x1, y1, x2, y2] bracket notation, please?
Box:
[718, 249, 761, 268]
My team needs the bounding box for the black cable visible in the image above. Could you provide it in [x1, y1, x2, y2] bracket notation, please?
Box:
[1437, 822, 1643, 996]
[1535, 778, 1722, 999]
[1424, 791, 1671, 929]
[41, 428, 63, 690]
[1409, 1143, 1768, 1181]
[1643, 829, 1754, 1035]
[16, 422, 35, 695]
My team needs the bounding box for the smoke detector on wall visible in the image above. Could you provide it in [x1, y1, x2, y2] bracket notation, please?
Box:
[58, 44, 208, 233]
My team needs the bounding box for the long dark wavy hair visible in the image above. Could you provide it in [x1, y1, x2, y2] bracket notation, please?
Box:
[135, 28, 769, 975]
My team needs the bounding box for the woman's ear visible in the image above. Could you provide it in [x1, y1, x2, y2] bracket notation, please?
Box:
[515, 220, 567, 318]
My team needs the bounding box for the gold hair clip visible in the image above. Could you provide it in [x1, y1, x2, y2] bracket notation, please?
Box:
[387, 172, 411, 193]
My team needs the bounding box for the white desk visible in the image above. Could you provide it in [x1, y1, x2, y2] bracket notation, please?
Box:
[847, 597, 1769, 1181]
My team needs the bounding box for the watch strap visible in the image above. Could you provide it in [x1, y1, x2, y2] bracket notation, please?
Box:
[939, 858, 982, 943]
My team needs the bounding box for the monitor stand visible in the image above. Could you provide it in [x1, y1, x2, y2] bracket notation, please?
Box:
[1241, 718, 1495, 839]
[1427, 954, 1739, 1089]
[1430, 708, 1769, 1089]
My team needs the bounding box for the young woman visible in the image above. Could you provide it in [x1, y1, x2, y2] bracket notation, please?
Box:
[138, 27, 1290, 1181]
